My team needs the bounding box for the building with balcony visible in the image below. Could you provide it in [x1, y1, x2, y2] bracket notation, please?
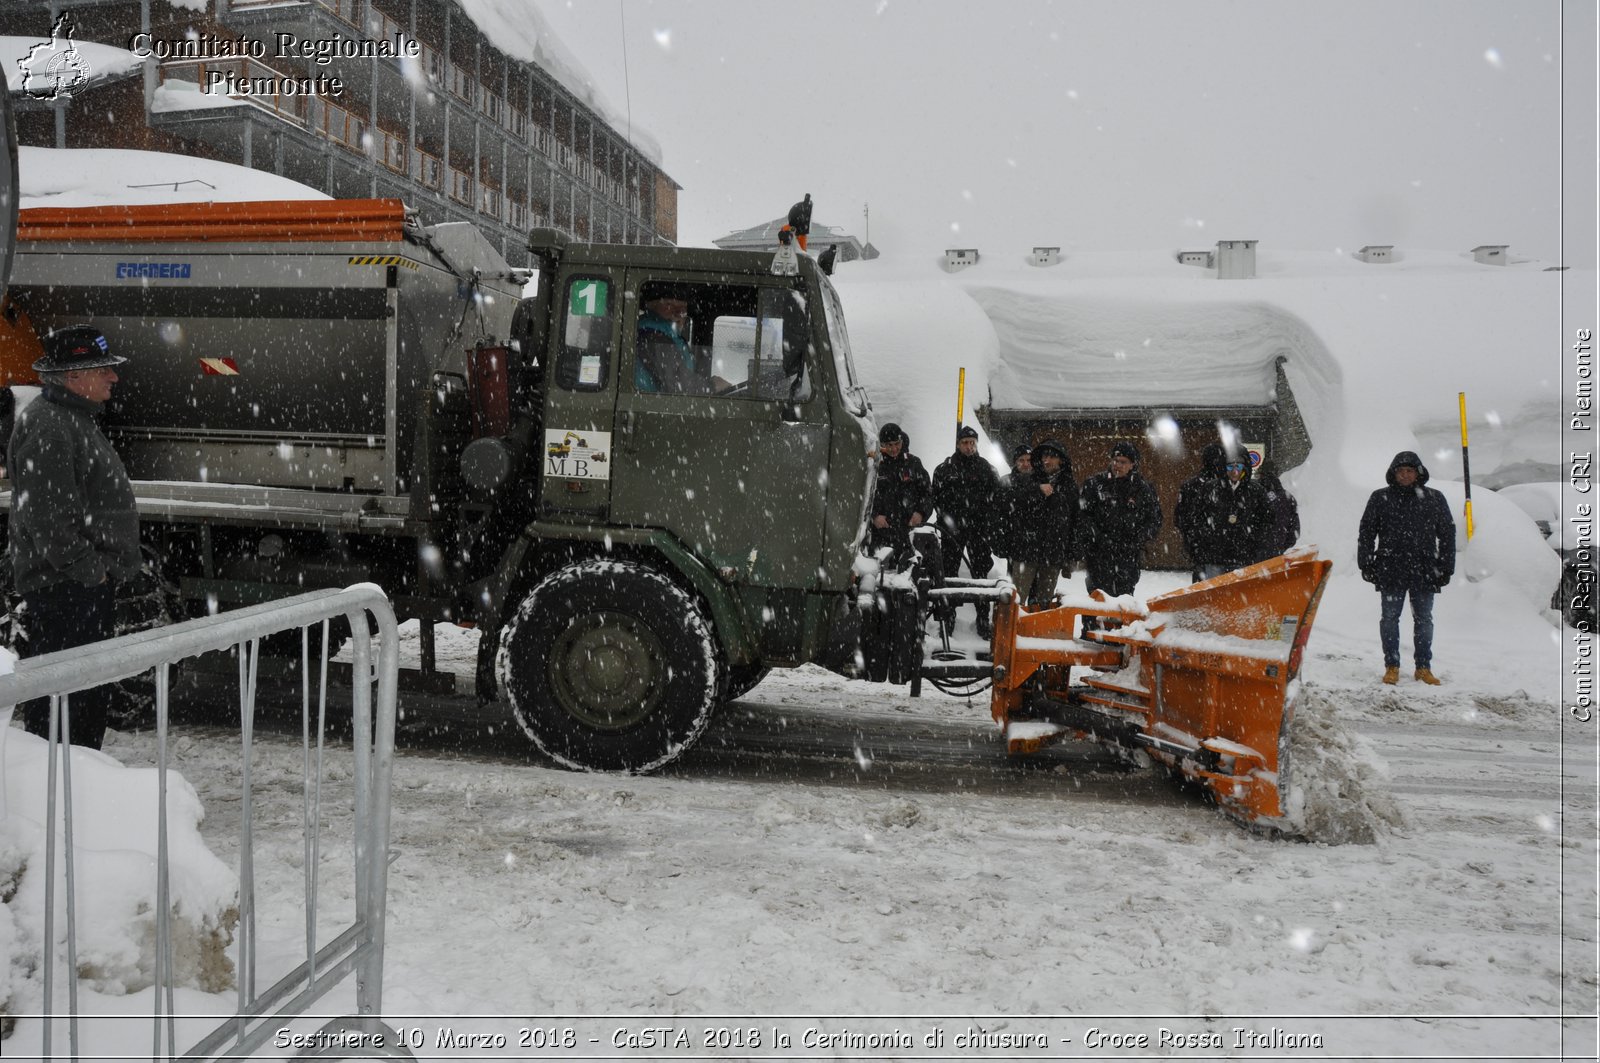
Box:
[0, 0, 679, 265]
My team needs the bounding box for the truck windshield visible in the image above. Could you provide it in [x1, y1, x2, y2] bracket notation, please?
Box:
[819, 277, 866, 415]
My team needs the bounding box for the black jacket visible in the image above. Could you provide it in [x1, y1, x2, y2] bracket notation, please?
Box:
[932, 450, 998, 541]
[1190, 465, 1275, 568]
[1010, 453, 1077, 565]
[871, 450, 932, 543]
[1175, 443, 1226, 563]
[8, 385, 142, 594]
[1255, 469, 1301, 557]
[1357, 451, 1456, 592]
[1075, 469, 1162, 565]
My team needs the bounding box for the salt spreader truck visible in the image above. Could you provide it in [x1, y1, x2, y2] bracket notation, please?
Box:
[0, 199, 1332, 830]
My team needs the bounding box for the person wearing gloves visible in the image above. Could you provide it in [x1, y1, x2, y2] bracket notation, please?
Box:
[1357, 450, 1456, 685]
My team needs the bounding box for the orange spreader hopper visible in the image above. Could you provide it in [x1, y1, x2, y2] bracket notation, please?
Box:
[16, 198, 409, 244]
[989, 550, 1333, 829]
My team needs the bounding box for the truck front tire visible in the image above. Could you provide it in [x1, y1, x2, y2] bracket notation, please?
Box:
[497, 559, 721, 773]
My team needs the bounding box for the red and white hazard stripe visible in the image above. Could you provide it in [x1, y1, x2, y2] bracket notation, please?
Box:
[199, 358, 239, 375]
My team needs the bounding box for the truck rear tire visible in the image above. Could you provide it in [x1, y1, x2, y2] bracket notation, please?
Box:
[496, 559, 721, 773]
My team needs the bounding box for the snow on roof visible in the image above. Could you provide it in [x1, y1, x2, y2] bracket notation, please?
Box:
[1, 33, 146, 94]
[832, 244, 1578, 603]
[18, 146, 331, 209]
[151, 79, 250, 115]
[454, 0, 662, 167]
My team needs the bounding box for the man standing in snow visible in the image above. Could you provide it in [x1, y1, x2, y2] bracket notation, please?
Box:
[1175, 442, 1227, 581]
[869, 422, 932, 561]
[1075, 441, 1162, 621]
[1008, 439, 1077, 608]
[1189, 450, 1275, 580]
[1357, 451, 1455, 685]
[8, 325, 142, 749]
[1255, 462, 1301, 558]
[991, 443, 1033, 566]
[933, 426, 999, 582]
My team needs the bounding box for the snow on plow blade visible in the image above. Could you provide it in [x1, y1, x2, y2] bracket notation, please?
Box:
[991, 550, 1333, 827]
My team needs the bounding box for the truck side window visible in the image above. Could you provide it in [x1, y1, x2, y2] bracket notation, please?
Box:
[636, 280, 811, 402]
[555, 277, 612, 392]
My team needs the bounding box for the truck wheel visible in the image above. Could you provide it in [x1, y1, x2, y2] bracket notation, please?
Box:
[497, 560, 721, 773]
[724, 663, 771, 702]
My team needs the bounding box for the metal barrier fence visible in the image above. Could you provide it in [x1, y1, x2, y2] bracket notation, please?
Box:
[0, 584, 406, 1060]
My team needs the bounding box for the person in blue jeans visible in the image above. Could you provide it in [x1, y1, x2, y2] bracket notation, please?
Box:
[1357, 451, 1456, 685]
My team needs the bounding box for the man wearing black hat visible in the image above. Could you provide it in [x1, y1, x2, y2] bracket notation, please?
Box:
[869, 422, 932, 559]
[933, 426, 999, 581]
[8, 324, 141, 749]
[1075, 441, 1162, 616]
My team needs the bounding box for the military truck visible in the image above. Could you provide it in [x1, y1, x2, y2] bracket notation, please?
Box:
[0, 198, 886, 772]
[0, 197, 1340, 832]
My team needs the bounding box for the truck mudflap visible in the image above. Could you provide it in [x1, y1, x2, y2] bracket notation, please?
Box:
[989, 550, 1333, 828]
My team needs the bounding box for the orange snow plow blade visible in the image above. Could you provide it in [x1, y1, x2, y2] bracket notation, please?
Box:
[990, 550, 1332, 827]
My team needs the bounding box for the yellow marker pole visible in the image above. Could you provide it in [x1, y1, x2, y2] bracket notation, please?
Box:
[956, 367, 967, 443]
[1459, 392, 1475, 540]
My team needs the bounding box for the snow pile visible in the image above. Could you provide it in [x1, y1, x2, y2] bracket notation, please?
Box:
[832, 261, 1001, 459]
[1280, 686, 1408, 845]
[0, 702, 237, 1022]
[18, 147, 330, 210]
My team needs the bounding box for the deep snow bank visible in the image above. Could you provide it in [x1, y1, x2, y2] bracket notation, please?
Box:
[0, 652, 237, 1023]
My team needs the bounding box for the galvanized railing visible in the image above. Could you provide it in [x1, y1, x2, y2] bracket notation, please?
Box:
[0, 584, 405, 1060]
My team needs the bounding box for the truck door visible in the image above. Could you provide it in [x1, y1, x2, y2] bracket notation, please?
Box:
[609, 273, 829, 590]
[539, 267, 626, 519]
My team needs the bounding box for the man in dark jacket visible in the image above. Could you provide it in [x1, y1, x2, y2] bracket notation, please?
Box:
[1357, 450, 1455, 685]
[787, 193, 813, 251]
[869, 422, 932, 560]
[1009, 439, 1076, 608]
[991, 443, 1033, 564]
[1075, 441, 1162, 607]
[932, 426, 999, 582]
[1175, 442, 1226, 581]
[1255, 464, 1301, 558]
[1190, 452, 1275, 580]
[8, 325, 142, 749]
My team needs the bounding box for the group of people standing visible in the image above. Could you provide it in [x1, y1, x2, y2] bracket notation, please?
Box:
[868, 423, 1296, 620]
[868, 423, 1457, 687]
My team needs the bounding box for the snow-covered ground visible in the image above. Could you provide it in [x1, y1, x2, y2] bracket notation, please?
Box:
[0, 145, 1595, 1057]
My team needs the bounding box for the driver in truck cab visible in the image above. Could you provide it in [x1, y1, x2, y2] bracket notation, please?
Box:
[635, 285, 731, 395]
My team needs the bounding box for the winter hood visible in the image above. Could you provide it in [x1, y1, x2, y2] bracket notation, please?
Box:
[1385, 450, 1431, 486]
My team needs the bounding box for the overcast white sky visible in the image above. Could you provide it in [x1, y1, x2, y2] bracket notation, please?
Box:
[530, 0, 1596, 266]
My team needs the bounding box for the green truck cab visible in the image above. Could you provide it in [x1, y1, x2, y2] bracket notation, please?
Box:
[475, 230, 879, 770]
[0, 206, 896, 774]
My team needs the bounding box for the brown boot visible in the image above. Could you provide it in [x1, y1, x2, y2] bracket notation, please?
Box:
[1382, 666, 1400, 685]
[1414, 667, 1441, 685]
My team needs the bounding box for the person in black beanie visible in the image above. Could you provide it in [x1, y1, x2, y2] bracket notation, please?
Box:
[933, 426, 999, 582]
[869, 422, 931, 559]
[1075, 441, 1162, 618]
